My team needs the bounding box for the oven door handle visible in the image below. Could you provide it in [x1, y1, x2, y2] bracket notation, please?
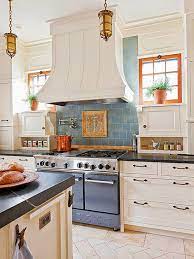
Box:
[85, 179, 115, 185]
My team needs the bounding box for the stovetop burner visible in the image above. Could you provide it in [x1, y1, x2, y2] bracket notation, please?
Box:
[77, 150, 127, 159]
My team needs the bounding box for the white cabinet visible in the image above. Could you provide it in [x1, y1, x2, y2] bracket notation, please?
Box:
[120, 160, 194, 236]
[0, 127, 13, 150]
[0, 39, 12, 81]
[20, 111, 56, 137]
[0, 83, 13, 126]
[1, 189, 73, 259]
[138, 105, 186, 137]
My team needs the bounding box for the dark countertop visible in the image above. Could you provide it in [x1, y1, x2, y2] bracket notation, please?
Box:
[0, 171, 75, 229]
[119, 152, 194, 164]
[0, 150, 56, 157]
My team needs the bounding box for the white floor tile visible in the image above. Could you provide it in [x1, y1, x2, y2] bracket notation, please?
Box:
[144, 234, 185, 254]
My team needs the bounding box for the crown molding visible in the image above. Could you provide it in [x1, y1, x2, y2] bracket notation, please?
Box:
[24, 37, 52, 47]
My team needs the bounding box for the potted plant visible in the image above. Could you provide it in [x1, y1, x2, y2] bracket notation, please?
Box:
[27, 94, 39, 111]
[146, 79, 172, 104]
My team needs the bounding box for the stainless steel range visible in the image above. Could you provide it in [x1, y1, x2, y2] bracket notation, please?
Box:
[35, 150, 126, 230]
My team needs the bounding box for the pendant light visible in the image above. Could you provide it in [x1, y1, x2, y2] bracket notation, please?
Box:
[98, 0, 113, 41]
[4, 0, 17, 58]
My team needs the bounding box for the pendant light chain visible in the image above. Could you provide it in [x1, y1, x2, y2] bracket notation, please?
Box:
[8, 0, 13, 33]
[104, 0, 107, 10]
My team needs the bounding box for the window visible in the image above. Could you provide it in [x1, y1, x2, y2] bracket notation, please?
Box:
[139, 54, 182, 104]
[28, 70, 50, 95]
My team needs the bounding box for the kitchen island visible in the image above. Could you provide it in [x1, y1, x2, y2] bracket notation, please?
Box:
[0, 171, 75, 259]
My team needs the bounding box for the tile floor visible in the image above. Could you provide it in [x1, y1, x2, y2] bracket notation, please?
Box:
[73, 224, 194, 259]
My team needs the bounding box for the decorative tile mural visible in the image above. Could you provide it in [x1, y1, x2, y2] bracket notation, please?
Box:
[57, 36, 139, 146]
[82, 110, 107, 138]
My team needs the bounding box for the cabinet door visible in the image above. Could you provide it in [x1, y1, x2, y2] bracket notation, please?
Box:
[0, 127, 13, 150]
[9, 191, 72, 259]
[0, 43, 12, 81]
[0, 226, 9, 259]
[124, 199, 194, 234]
[0, 83, 13, 126]
[139, 105, 183, 136]
[21, 112, 46, 136]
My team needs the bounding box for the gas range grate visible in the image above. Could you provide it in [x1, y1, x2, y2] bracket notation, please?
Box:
[77, 150, 127, 159]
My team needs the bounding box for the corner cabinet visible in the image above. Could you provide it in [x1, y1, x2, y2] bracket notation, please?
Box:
[20, 111, 56, 137]
[137, 104, 186, 137]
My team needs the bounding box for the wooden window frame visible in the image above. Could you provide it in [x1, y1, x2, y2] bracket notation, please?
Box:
[28, 70, 50, 89]
[139, 54, 182, 105]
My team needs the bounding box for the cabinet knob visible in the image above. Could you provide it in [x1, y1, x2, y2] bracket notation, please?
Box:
[42, 127, 45, 130]
[143, 124, 147, 128]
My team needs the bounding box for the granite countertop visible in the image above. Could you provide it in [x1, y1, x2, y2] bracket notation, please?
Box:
[0, 150, 56, 157]
[119, 152, 194, 164]
[0, 171, 75, 229]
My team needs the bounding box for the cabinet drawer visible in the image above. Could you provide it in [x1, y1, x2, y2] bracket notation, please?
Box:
[120, 161, 158, 175]
[124, 177, 194, 204]
[161, 163, 194, 177]
[6, 156, 35, 170]
[124, 199, 194, 231]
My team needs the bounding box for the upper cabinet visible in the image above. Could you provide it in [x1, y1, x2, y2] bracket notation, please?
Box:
[138, 104, 186, 137]
[20, 111, 56, 137]
[138, 18, 184, 57]
[0, 83, 13, 126]
[0, 38, 12, 82]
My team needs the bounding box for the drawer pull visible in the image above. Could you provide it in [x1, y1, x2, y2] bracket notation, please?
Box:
[19, 158, 28, 162]
[173, 205, 189, 211]
[173, 182, 189, 186]
[173, 166, 189, 170]
[133, 179, 148, 183]
[0, 157, 5, 160]
[1, 119, 9, 122]
[143, 124, 147, 128]
[134, 201, 148, 206]
[133, 165, 147, 168]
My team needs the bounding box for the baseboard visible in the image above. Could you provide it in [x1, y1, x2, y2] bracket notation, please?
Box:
[124, 224, 194, 240]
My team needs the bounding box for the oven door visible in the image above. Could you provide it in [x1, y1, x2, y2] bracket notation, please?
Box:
[85, 173, 119, 214]
[72, 173, 84, 210]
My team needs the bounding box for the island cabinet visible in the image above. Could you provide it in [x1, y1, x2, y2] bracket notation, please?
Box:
[120, 161, 194, 237]
[1, 189, 73, 259]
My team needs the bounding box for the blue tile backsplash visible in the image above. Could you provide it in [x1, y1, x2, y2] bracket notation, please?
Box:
[57, 37, 139, 146]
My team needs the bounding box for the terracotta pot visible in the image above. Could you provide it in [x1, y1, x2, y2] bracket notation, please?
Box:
[30, 100, 39, 111]
[153, 89, 167, 104]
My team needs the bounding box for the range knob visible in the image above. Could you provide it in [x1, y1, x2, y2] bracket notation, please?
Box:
[51, 162, 56, 168]
[84, 163, 89, 169]
[77, 162, 83, 169]
[90, 164, 96, 170]
[98, 164, 104, 170]
[105, 164, 111, 170]
[45, 161, 50, 167]
[40, 161, 45, 166]
[64, 163, 69, 169]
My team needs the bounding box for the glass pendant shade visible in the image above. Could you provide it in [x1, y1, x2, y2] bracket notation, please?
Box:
[98, 10, 113, 41]
[4, 32, 17, 58]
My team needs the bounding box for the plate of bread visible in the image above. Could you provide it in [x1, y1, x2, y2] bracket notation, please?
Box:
[0, 162, 39, 188]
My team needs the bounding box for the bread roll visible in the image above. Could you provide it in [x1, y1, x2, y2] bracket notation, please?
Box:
[0, 162, 24, 173]
[8, 163, 24, 173]
[0, 171, 25, 185]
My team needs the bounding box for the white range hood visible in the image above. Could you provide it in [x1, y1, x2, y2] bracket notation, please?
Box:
[37, 7, 134, 105]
